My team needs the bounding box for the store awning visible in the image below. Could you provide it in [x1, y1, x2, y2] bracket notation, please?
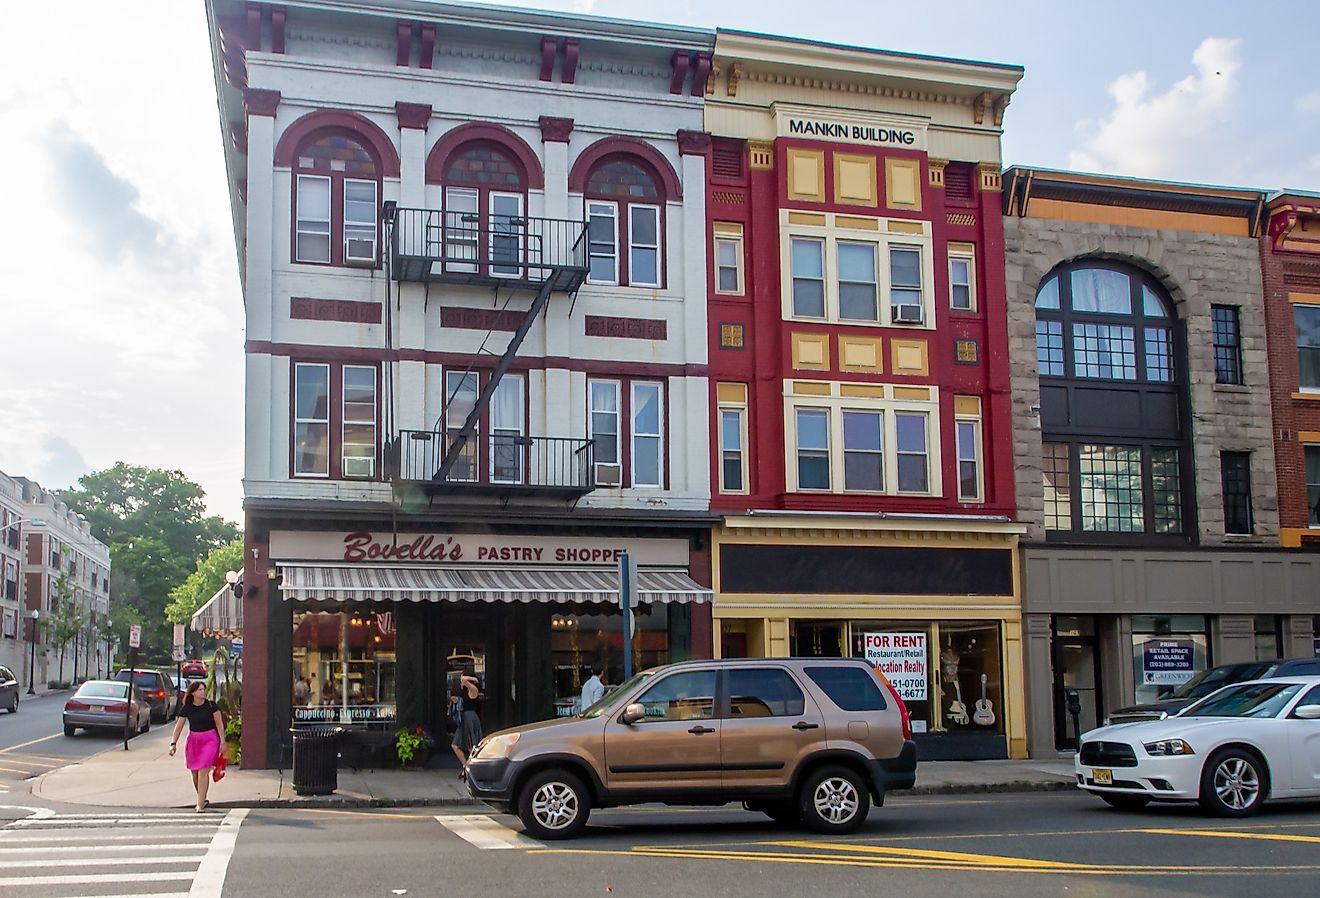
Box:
[277, 564, 711, 604]
[190, 580, 243, 637]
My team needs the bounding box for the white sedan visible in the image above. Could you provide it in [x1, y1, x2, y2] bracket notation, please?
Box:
[1075, 676, 1320, 817]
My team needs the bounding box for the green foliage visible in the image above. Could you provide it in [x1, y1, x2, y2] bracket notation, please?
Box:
[224, 716, 242, 765]
[48, 573, 88, 683]
[395, 726, 436, 766]
[206, 644, 241, 715]
[165, 538, 244, 625]
[58, 464, 239, 655]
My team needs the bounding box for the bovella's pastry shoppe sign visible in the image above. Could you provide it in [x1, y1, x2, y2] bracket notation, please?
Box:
[268, 530, 690, 567]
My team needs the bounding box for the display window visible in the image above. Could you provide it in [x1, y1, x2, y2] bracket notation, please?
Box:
[550, 604, 672, 718]
[1129, 614, 1209, 705]
[292, 605, 398, 723]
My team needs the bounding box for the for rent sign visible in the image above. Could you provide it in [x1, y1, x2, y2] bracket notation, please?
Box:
[1142, 639, 1196, 686]
[862, 632, 928, 701]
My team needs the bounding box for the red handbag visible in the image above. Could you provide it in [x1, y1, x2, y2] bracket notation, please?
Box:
[212, 750, 227, 782]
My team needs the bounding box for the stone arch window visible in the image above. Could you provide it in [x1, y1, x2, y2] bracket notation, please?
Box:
[584, 155, 665, 288]
[1034, 261, 1192, 542]
[437, 141, 529, 276]
[292, 129, 381, 266]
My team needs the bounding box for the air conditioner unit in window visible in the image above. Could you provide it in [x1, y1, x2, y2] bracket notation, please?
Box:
[893, 304, 925, 324]
[594, 463, 621, 487]
[345, 237, 377, 266]
[342, 457, 376, 479]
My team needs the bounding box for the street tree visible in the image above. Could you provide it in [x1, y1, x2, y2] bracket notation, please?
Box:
[165, 537, 244, 626]
[48, 572, 88, 684]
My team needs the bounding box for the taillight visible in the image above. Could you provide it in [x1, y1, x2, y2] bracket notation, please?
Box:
[65, 700, 89, 711]
[105, 703, 128, 713]
[155, 690, 166, 698]
[872, 667, 912, 740]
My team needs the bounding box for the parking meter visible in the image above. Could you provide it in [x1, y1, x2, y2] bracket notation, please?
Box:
[1065, 689, 1083, 742]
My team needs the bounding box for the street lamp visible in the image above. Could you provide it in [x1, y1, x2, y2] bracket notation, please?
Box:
[27, 608, 40, 695]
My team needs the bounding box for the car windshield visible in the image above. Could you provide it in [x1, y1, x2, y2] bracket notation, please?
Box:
[116, 671, 158, 688]
[580, 672, 653, 719]
[1182, 682, 1304, 718]
[76, 682, 129, 699]
[1168, 663, 1275, 700]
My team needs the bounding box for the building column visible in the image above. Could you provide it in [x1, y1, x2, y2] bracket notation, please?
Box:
[1022, 613, 1054, 757]
[244, 90, 279, 483]
[395, 104, 432, 435]
[1284, 614, 1316, 659]
[766, 618, 790, 657]
[540, 116, 573, 364]
[1213, 614, 1256, 664]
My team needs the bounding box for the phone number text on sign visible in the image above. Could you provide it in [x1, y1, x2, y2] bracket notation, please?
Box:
[863, 632, 928, 701]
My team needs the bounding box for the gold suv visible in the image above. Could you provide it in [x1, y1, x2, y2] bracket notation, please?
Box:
[465, 657, 917, 839]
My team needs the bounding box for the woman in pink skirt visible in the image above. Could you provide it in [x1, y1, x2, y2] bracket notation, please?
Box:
[168, 681, 226, 812]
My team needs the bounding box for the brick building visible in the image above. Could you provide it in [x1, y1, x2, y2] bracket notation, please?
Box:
[1003, 167, 1320, 756]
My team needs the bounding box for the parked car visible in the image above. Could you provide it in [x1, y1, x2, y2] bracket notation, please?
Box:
[1108, 658, 1320, 724]
[0, 665, 18, 714]
[181, 659, 207, 678]
[115, 669, 179, 722]
[166, 673, 206, 708]
[1076, 675, 1320, 817]
[64, 680, 152, 738]
[465, 657, 917, 840]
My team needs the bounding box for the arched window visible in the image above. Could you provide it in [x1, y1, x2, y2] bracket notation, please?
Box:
[292, 130, 381, 266]
[585, 156, 664, 287]
[1034, 261, 1190, 541]
[440, 142, 527, 276]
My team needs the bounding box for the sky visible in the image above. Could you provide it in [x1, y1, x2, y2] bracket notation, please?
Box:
[0, 1, 1317, 525]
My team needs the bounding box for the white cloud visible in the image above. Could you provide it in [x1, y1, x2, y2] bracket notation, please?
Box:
[1070, 37, 1242, 179]
[1299, 90, 1320, 115]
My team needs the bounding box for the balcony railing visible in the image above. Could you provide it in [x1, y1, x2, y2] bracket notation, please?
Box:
[384, 429, 595, 498]
[386, 206, 588, 292]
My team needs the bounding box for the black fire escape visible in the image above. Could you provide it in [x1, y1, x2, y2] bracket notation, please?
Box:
[382, 203, 592, 499]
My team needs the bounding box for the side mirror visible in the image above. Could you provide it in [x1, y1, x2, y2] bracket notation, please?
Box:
[1295, 704, 1320, 720]
[621, 703, 646, 725]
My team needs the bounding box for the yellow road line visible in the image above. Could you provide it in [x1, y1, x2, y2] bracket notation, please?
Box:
[1135, 828, 1320, 845]
[774, 840, 1084, 869]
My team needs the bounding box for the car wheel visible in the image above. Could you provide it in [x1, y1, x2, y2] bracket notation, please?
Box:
[141, 715, 150, 734]
[1100, 793, 1151, 811]
[798, 765, 871, 835]
[517, 769, 591, 840]
[1199, 748, 1268, 817]
[63, 724, 76, 737]
[7, 693, 17, 713]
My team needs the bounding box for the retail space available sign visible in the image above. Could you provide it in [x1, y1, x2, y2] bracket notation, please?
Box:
[1142, 639, 1195, 685]
[862, 632, 928, 701]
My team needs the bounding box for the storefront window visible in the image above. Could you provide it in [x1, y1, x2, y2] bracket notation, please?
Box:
[550, 604, 671, 718]
[1130, 614, 1209, 705]
[851, 620, 1003, 736]
[292, 606, 397, 723]
[1254, 615, 1282, 661]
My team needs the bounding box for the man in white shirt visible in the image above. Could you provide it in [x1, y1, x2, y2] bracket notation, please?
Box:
[579, 663, 607, 712]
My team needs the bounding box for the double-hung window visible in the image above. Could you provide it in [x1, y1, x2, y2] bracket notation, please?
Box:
[787, 397, 939, 496]
[445, 371, 479, 483]
[956, 416, 983, 502]
[629, 206, 661, 287]
[837, 243, 879, 322]
[295, 175, 332, 264]
[294, 363, 331, 477]
[795, 409, 831, 490]
[1220, 451, 1252, 535]
[1211, 305, 1243, 385]
[720, 406, 747, 493]
[585, 157, 665, 288]
[890, 247, 924, 323]
[715, 227, 744, 294]
[895, 412, 930, 493]
[1307, 446, 1320, 527]
[292, 131, 380, 267]
[589, 380, 621, 483]
[791, 238, 826, 318]
[490, 377, 525, 484]
[949, 247, 975, 311]
[631, 382, 664, 488]
[587, 203, 619, 284]
[342, 180, 378, 264]
[341, 366, 377, 479]
[842, 411, 883, 491]
[1296, 306, 1320, 392]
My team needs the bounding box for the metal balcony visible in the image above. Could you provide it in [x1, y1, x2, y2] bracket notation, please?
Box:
[386, 205, 588, 293]
[385, 429, 595, 499]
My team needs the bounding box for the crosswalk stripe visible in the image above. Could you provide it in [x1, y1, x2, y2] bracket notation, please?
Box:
[436, 814, 541, 849]
[0, 871, 195, 886]
[189, 808, 248, 898]
[43, 894, 190, 898]
[0, 827, 221, 842]
[0, 843, 212, 854]
[1, 855, 206, 868]
[14, 812, 207, 820]
[12, 817, 221, 826]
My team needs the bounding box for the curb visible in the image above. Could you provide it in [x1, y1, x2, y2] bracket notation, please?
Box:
[904, 780, 1076, 796]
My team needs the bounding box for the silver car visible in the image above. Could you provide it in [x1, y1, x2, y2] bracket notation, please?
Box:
[0, 665, 18, 714]
[63, 680, 151, 737]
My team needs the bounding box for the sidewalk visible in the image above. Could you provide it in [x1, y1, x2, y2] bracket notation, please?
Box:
[35, 726, 1077, 809]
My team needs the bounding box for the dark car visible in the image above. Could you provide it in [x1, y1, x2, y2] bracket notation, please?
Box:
[1107, 657, 1320, 723]
[115, 669, 179, 723]
[0, 665, 18, 713]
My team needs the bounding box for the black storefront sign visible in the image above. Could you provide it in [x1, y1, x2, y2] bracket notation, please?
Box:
[720, 544, 1013, 596]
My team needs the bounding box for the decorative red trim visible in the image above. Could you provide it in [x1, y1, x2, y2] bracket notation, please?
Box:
[691, 51, 712, 97]
[247, 340, 708, 378]
[229, 120, 248, 156]
[563, 38, 580, 84]
[291, 298, 383, 324]
[244, 88, 281, 117]
[677, 130, 711, 158]
[245, 3, 262, 51]
[538, 116, 573, 143]
[425, 122, 544, 189]
[396, 21, 412, 67]
[275, 109, 401, 177]
[271, 7, 286, 54]
[395, 102, 432, 131]
[568, 137, 682, 200]
[419, 23, 435, 69]
[440, 307, 524, 331]
[585, 316, 667, 341]
[217, 17, 249, 90]
[669, 50, 690, 95]
[539, 36, 556, 82]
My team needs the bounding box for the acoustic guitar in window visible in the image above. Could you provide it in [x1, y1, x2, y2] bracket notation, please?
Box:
[972, 673, 996, 727]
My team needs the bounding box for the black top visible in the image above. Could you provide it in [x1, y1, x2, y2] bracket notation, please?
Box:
[461, 680, 482, 717]
[181, 699, 219, 733]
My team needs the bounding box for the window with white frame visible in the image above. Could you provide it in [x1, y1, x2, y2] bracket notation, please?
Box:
[889, 247, 924, 324]
[342, 180, 378, 264]
[791, 238, 826, 318]
[955, 414, 983, 502]
[587, 203, 618, 284]
[585, 157, 666, 288]
[629, 205, 661, 287]
[714, 226, 744, 295]
[949, 246, 976, 312]
[838, 243, 879, 322]
[294, 363, 331, 477]
[719, 403, 748, 493]
[795, 409, 831, 490]
[895, 412, 930, 493]
[631, 382, 664, 487]
[842, 411, 884, 491]
[292, 130, 381, 267]
[295, 175, 332, 263]
[445, 371, 479, 483]
[341, 366, 377, 479]
[491, 376, 525, 484]
[589, 380, 621, 482]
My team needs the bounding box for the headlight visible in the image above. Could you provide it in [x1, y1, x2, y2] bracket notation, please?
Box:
[1143, 738, 1194, 756]
[472, 733, 520, 761]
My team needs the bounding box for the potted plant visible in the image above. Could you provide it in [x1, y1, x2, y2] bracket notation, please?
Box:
[395, 726, 435, 768]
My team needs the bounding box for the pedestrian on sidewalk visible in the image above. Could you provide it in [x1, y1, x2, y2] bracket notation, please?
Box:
[450, 666, 483, 769]
[168, 681, 226, 813]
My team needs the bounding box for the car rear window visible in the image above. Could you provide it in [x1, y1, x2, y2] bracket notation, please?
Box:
[804, 666, 887, 712]
[77, 682, 129, 699]
[117, 671, 159, 688]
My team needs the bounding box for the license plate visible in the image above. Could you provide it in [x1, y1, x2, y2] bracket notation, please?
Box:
[89, 705, 104, 713]
[1092, 768, 1113, 785]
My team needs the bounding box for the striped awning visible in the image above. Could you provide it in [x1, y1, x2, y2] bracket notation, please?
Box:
[190, 579, 243, 637]
[277, 564, 711, 604]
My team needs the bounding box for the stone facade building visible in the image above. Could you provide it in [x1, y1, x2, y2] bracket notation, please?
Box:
[1002, 167, 1320, 756]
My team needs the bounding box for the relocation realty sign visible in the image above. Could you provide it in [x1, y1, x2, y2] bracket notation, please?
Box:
[862, 632, 928, 701]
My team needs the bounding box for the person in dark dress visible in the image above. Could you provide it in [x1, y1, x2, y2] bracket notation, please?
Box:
[450, 667, 483, 769]
[168, 681, 226, 813]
